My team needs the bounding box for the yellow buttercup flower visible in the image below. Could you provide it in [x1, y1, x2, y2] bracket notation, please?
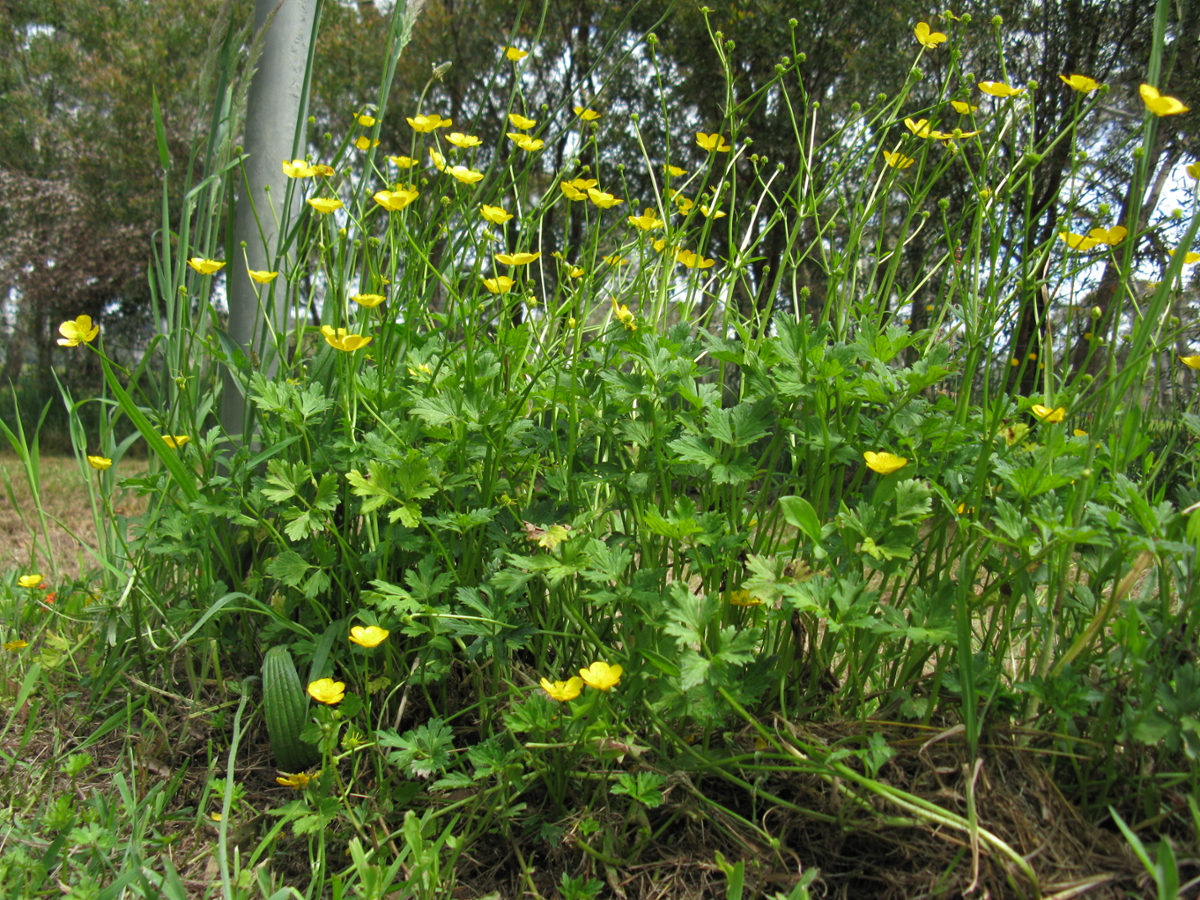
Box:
[1169, 249, 1200, 265]
[507, 132, 544, 151]
[374, 187, 419, 211]
[17, 574, 44, 588]
[161, 435, 189, 449]
[446, 132, 481, 148]
[696, 132, 731, 152]
[57, 315, 100, 346]
[354, 136, 380, 150]
[321, 326, 372, 351]
[356, 113, 376, 127]
[672, 193, 695, 214]
[1059, 231, 1100, 251]
[904, 118, 935, 138]
[586, 187, 623, 209]
[568, 266, 584, 279]
[1179, 355, 1200, 370]
[407, 113, 452, 132]
[508, 112, 537, 129]
[248, 270, 279, 284]
[612, 297, 636, 330]
[627, 208, 664, 230]
[352, 293, 385, 308]
[495, 251, 541, 266]
[603, 255, 627, 266]
[950, 100, 977, 114]
[1031, 404, 1066, 423]
[481, 204, 513, 224]
[275, 772, 313, 789]
[388, 155, 418, 168]
[483, 276, 515, 294]
[579, 661, 623, 691]
[307, 678, 346, 705]
[429, 148, 447, 171]
[447, 165, 484, 184]
[282, 159, 316, 178]
[1073, 429, 1089, 437]
[665, 165, 686, 177]
[675, 248, 715, 269]
[349, 625, 390, 648]
[87, 455, 113, 470]
[574, 106, 601, 120]
[1140, 84, 1189, 117]
[913, 22, 947, 49]
[307, 198, 343, 214]
[978, 80, 1025, 98]
[726, 590, 763, 607]
[1187, 162, 1200, 181]
[3, 640, 28, 651]
[505, 46, 528, 61]
[540, 676, 583, 702]
[187, 258, 225, 275]
[863, 451, 908, 474]
[883, 151, 915, 169]
[700, 204, 725, 218]
[1059, 74, 1100, 92]
[312, 164, 335, 177]
[559, 178, 597, 201]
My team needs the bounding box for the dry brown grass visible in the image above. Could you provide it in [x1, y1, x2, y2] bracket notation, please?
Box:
[0, 452, 147, 579]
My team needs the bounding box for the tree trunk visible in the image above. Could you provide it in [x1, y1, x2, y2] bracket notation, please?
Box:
[220, 0, 317, 445]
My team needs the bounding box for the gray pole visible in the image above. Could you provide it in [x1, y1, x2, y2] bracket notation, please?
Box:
[220, 0, 316, 444]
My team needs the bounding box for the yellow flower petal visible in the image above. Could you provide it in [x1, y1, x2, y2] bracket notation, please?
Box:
[1031, 404, 1066, 423]
[187, 258, 225, 275]
[307, 198, 343, 214]
[352, 293, 385, 308]
[307, 678, 346, 705]
[913, 22, 947, 49]
[508, 112, 537, 129]
[695, 132, 731, 152]
[57, 315, 100, 346]
[1059, 74, 1100, 93]
[540, 676, 583, 701]
[481, 204, 513, 224]
[883, 150, 915, 169]
[161, 435, 189, 449]
[247, 270, 279, 284]
[349, 625, 389, 648]
[446, 132, 482, 148]
[483, 276, 515, 294]
[17, 574, 44, 588]
[447, 165, 484, 184]
[505, 46, 528, 61]
[978, 80, 1025, 98]
[354, 136, 380, 150]
[495, 251, 541, 266]
[574, 106, 602, 121]
[579, 661, 623, 691]
[586, 188, 623, 209]
[374, 187, 419, 211]
[627, 208, 664, 230]
[506, 132, 544, 151]
[87, 455, 113, 470]
[388, 155, 418, 168]
[1179, 355, 1200, 370]
[1140, 84, 1189, 117]
[407, 113, 452, 132]
[863, 451, 908, 474]
[282, 159, 316, 178]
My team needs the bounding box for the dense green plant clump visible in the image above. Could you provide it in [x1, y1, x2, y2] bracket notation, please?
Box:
[3, 1, 1199, 897]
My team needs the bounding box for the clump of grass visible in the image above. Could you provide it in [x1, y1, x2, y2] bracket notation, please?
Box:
[2, 0, 1198, 896]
